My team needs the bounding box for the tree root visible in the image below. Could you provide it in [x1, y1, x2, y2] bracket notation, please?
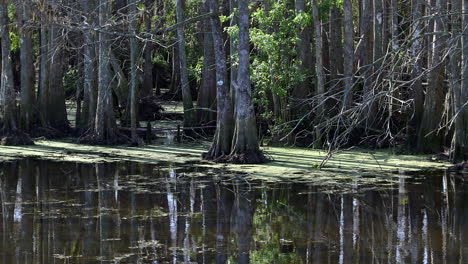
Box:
[0, 130, 34, 146]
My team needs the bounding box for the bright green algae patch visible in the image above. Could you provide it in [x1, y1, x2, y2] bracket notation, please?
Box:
[0, 139, 449, 180]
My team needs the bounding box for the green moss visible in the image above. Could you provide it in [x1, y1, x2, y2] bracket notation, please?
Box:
[0, 139, 449, 184]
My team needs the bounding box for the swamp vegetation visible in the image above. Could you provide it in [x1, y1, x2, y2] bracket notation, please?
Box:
[1, 0, 468, 262]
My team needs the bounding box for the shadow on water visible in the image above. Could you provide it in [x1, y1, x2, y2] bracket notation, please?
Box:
[0, 159, 467, 263]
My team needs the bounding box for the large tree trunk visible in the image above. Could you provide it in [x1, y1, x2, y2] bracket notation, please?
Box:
[342, 0, 354, 109]
[417, 0, 447, 152]
[197, 0, 217, 125]
[329, 1, 343, 93]
[47, 23, 70, 131]
[373, 0, 383, 76]
[204, 0, 234, 161]
[79, 0, 98, 131]
[141, 0, 154, 98]
[17, 0, 35, 132]
[129, 0, 139, 145]
[38, 17, 49, 127]
[228, 0, 267, 163]
[360, 0, 375, 126]
[451, 0, 468, 160]
[291, 0, 313, 117]
[176, 0, 197, 128]
[90, 0, 123, 144]
[409, 0, 424, 145]
[0, 4, 17, 132]
[312, 0, 325, 148]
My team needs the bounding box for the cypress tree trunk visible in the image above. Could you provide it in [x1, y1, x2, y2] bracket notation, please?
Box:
[409, 0, 424, 143]
[47, 1, 70, 132]
[0, 3, 17, 132]
[176, 0, 197, 129]
[417, 0, 447, 153]
[79, 0, 97, 131]
[129, 0, 139, 145]
[141, 0, 154, 98]
[452, 0, 468, 160]
[312, 0, 325, 148]
[228, 0, 267, 163]
[17, 0, 35, 132]
[38, 18, 49, 127]
[342, 0, 354, 109]
[360, 0, 375, 126]
[329, 1, 343, 92]
[197, 0, 217, 125]
[87, 0, 124, 144]
[291, 0, 313, 116]
[204, 0, 234, 161]
[373, 0, 383, 75]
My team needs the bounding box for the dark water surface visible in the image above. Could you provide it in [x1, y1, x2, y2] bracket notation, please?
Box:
[0, 159, 467, 263]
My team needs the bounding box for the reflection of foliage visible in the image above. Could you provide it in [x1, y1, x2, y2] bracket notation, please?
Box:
[250, 185, 306, 263]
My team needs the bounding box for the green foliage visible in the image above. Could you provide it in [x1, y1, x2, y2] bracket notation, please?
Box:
[63, 68, 78, 97]
[249, 0, 306, 121]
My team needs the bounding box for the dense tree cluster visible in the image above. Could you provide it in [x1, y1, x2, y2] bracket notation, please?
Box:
[0, 0, 467, 162]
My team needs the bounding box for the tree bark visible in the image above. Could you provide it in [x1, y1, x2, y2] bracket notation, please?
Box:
[0, 3, 17, 132]
[38, 14, 49, 127]
[176, 0, 197, 128]
[417, 0, 448, 152]
[409, 0, 424, 144]
[48, 23, 70, 131]
[342, 0, 354, 109]
[141, 0, 154, 98]
[79, 0, 98, 131]
[129, 0, 139, 144]
[17, 0, 35, 131]
[197, 0, 217, 125]
[205, 0, 235, 160]
[92, 0, 121, 144]
[291, 0, 313, 118]
[360, 0, 375, 126]
[228, 0, 267, 163]
[312, 0, 325, 148]
[452, 0, 467, 160]
[329, 1, 343, 92]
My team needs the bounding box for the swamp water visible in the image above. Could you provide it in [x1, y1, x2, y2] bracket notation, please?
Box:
[0, 159, 467, 263]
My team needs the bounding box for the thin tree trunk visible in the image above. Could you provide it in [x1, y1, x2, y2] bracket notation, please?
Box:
[129, 0, 139, 144]
[312, 0, 325, 148]
[0, 3, 17, 132]
[205, 0, 235, 160]
[417, 0, 448, 152]
[229, 0, 267, 163]
[342, 0, 354, 109]
[17, 0, 35, 131]
[176, 0, 197, 128]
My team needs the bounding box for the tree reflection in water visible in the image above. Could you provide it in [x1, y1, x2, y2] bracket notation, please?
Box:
[0, 159, 467, 263]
